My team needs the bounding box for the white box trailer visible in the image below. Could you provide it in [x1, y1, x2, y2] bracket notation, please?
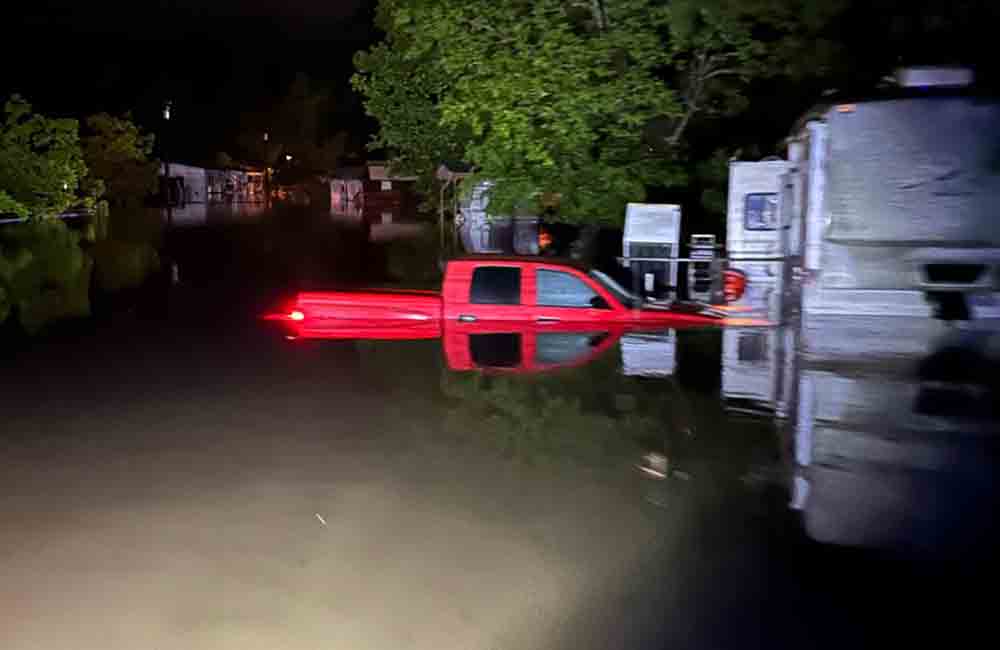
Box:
[622, 203, 681, 299]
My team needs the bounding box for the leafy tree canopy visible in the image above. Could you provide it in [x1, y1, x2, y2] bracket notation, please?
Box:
[81, 112, 158, 208]
[354, 0, 845, 223]
[0, 96, 89, 219]
[237, 73, 351, 174]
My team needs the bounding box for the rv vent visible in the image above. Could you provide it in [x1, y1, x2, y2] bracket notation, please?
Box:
[895, 66, 973, 88]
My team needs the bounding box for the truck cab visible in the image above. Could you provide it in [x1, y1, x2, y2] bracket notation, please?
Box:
[441, 256, 722, 328]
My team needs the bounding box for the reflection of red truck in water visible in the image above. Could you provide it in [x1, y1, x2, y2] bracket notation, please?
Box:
[268, 257, 731, 340]
[443, 325, 621, 373]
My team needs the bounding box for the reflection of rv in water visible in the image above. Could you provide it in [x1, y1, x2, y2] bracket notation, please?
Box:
[788, 323, 999, 550]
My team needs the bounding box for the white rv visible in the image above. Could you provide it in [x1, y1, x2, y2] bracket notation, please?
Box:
[726, 67, 1000, 325]
[720, 68, 1000, 546]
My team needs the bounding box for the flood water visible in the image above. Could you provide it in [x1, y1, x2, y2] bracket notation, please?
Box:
[1, 207, 997, 649]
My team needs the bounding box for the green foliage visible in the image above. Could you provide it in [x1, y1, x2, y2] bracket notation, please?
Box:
[91, 239, 160, 293]
[439, 349, 668, 465]
[356, 1, 848, 225]
[16, 256, 92, 334]
[0, 96, 89, 219]
[694, 149, 732, 226]
[352, 5, 468, 187]
[81, 112, 158, 207]
[237, 74, 350, 173]
[441, 373, 651, 464]
[356, 0, 685, 223]
[383, 228, 442, 289]
[0, 220, 91, 332]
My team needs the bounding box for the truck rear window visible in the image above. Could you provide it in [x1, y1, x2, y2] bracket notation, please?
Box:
[470, 267, 521, 305]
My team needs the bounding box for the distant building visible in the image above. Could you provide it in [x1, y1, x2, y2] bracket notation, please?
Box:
[330, 161, 418, 221]
[160, 162, 265, 206]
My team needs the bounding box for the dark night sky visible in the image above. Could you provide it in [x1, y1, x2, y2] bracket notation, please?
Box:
[5, 1, 1000, 167]
[4, 1, 377, 162]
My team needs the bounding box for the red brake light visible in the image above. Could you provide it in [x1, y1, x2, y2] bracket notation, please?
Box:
[289, 310, 305, 321]
[723, 270, 747, 303]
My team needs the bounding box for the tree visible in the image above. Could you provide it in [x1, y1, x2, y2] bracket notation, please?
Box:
[236, 129, 283, 169]
[236, 74, 351, 174]
[352, 2, 469, 191]
[80, 112, 158, 208]
[354, 1, 848, 224]
[0, 96, 95, 330]
[356, 0, 684, 223]
[0, 96, 90, 219]
[653, 0, 847, 151]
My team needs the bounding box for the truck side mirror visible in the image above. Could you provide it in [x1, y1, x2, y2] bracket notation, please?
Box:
[590, 296, 611, 309]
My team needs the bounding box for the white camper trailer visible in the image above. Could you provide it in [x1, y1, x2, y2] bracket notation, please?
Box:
[724, 160, 790, 320]
[721, 161, 792, 414]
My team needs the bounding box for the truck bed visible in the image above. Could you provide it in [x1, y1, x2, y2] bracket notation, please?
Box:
[291, 289, 443, 339]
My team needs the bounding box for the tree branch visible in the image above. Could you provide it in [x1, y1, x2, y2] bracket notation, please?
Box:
[702, 67, 741, 81]
[589, 0, 609, 30]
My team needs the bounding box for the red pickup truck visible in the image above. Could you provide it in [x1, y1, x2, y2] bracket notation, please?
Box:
[268, 256, 734, 339]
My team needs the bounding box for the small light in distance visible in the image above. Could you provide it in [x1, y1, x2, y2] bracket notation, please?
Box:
[289, 310, 305, 321]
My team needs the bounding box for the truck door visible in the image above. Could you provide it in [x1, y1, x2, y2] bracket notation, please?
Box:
[450, 264, 526, 324]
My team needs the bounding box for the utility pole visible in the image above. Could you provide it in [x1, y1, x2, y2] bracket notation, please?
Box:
[264, 131, 272, 208]
[163, 100, 173, 228]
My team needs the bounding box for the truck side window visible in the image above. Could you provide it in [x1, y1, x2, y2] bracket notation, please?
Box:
[745, 193, 779, 231]
[470, 267, 521, 305]
[537, 269, 603, 308]
[470, 333, 521, 367]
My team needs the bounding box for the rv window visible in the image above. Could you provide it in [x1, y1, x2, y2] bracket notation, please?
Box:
[738, 332, 768, 362]
[745, 193, 779, 231]
[470, 267, 521, 305]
